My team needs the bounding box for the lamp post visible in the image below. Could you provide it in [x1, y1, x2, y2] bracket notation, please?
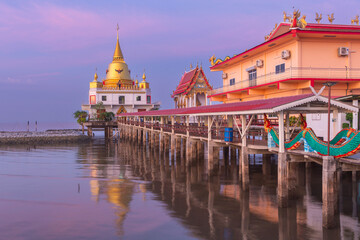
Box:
[323, 82, 337, 156]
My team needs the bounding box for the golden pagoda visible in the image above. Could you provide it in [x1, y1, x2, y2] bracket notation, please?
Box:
[103, 26, 133, 88]
[82, 25, 160, 117]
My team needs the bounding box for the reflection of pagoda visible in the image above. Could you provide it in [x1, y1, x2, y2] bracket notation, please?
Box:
[89, 164, 136, 236]
[82, 26, 160, 118]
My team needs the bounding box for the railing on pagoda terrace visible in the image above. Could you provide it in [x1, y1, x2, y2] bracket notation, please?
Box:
[101, 85, 144, 91]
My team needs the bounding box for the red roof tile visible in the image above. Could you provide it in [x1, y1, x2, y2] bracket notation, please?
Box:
[172, 67, 212, 97]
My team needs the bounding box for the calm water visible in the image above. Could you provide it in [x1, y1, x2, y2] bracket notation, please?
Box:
[0, 137, 359, 240]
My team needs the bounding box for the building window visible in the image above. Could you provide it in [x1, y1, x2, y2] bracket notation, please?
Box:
[275, 63, 285, 74]
[136, 96, 141, 101]
[119, 96, 125, 104]
[230, 78, 235, 86]
[249, 69, 257, 87]
[147, 96, 151, 104]
[90, 95, 96, 105]
[101, 96, 107, 101]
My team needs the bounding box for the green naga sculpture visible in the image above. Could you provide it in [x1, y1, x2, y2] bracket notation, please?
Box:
[264, 114, 360, 158]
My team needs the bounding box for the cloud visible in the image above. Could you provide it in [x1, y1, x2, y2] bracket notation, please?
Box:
[0, 2, 166, 52]
[0, 72, 60, 85]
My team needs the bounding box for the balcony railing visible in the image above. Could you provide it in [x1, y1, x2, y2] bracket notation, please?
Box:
[101, 85, 144, 91]
[210, 67, 360, 96]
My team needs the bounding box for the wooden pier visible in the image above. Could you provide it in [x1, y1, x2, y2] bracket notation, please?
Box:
[83, 121, 117, 139]
[116, 94, 360, 229]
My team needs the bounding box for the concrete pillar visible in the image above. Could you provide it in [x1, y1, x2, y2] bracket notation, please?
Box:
[160, 133, 164, 150]
[191, 140, 197, 160]
[278, 111, 285, 153]
[154, 133, 160, 148]
[287, 162, 298, 199]
[197, 141, 203, 158]
[207, 141, 214, 173]
[175, 137, 181, 157]
[322, 156, 339, 229]
[332, 109, 339, 139]
[143, 130, 147, 144]
[241, 115, 249, 190]
[278, 152, 289, 208]
[285, 112, 290, 141]
[230, 147, 237, 166]
[262, 154, 271, 176]
[186, 137, 192, 166]
[353, 100, 359, 130]
[138, 128, 142, 143]
[164, 134, 170, 152]
[170, 134, 176, 157]
[223, 147, 229, 166]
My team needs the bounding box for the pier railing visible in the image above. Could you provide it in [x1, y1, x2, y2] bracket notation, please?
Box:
[121, 119, 268, 146]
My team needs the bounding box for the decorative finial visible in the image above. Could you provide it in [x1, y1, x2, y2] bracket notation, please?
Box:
[116, 23, 119, 39]
[209, 55, 216, 66]
[315, 13, 322, 23]
[190, 63, 193, 70]
[351, 15, 359, 25]
[142, 69, 146, 81]
[283, 11, 291, 22]
[328, 13, 335, 24]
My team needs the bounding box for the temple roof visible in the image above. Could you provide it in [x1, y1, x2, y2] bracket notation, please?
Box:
[172, 66, 212, 97]
[211, 22, 360, 70]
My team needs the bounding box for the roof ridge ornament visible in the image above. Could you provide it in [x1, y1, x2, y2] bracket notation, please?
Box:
[315, 12, 322, 23]
[309, 86, 326, 96]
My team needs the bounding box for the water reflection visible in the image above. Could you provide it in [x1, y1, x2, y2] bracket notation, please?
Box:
[0, 139, 359, 239]
[109, 141, 359, 240]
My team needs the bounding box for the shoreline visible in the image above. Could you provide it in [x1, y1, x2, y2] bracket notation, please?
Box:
[0, 130, 91, 145]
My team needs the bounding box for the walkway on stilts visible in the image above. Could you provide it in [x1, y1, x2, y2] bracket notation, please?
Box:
[117, 93, 360, 229]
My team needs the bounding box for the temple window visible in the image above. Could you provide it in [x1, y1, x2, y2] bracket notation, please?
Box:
[275, 63, 285, 74]
[249, 69, 257, 87]
[102, 96, 107, 101]
[119, 96, 125, 104]
[136, 96, 141, 101]
[230, 78, 235, 86]
[147, 96, 151, 104]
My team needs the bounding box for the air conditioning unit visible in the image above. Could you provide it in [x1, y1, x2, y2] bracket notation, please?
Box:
[338, 47, 349, 56]
[281, 50, 291, 59]
[222, 73, 228, 79]
[256, 59, 264, 68]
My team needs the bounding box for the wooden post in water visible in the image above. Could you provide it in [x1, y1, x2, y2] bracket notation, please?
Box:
[322, 156, 339, 228]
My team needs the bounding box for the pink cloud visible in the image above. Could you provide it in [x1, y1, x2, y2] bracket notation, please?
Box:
[0, 3, 167, 52]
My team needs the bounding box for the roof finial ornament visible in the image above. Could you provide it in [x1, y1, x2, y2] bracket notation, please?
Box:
[328, 13, 335, 24]
[142, 69, 146, 82]
[315, 13, 322, 23]
[283, 11, 291, 22]
[351, 15, 359, 25]
[190, 63, 193, 70]
[93, 68, 98, 82]
[116, 23, 119, 39]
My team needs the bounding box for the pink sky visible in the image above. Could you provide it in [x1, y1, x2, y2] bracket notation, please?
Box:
[1, 0, 360, 123]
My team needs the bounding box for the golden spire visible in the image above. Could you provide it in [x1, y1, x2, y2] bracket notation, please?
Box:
[142, 71, 146, 82]
[93, 69, 98, 82]
[113, 24, 125, 62]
